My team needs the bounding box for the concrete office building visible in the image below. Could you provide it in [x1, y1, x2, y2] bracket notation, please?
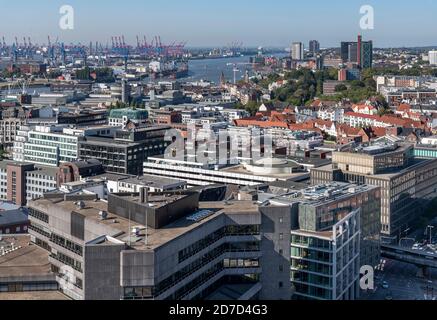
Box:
[311, 143, 437, 238]
[79, 126, 170, 176]
[25, 182, 376, 300]
[27, 191, 266, 300]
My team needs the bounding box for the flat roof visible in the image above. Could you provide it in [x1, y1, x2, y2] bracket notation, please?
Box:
[92, 173, 186, 188]
[0, 291, 70, 300]
[135, 201, 259, 250]
[0, 236, 52, 280]
[291, 229, 333, 240]
[265, 182, 377, 207]
[314, 157, 435, 179]
[31, 198, 259, 251]
[221, 164, 307, 179]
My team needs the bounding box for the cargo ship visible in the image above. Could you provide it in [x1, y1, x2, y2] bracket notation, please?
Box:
[149, 61, 188, 80]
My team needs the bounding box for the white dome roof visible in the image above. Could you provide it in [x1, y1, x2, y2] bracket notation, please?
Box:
[254, 158, 288, 166]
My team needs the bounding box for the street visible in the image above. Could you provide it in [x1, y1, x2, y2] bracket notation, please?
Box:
[362, 259, 437, 300]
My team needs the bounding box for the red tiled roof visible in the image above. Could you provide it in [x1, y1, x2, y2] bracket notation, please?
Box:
[397, 104, 411, 112]
[234, 119, 289, 129]
[337, 124, 361, 136]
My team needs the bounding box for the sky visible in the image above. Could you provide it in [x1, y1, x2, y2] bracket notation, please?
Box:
[0, 0, 436, 48]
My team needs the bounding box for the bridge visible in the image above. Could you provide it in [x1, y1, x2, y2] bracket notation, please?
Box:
[381, 244, 437, 269]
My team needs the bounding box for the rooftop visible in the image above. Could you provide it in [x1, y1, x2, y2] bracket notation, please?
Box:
[0, 208, 28, 226]
[0, 291, 70, 300]
[92, 172, 186, 189]
[30, 197, 259, 251]
[0, 236, 52, 280]
[265, 182, 377, 207]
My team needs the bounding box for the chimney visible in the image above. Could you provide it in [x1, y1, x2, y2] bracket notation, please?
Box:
[140, 187, 148, 204]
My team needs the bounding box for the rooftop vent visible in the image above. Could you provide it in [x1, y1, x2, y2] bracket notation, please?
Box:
[76, 201, 85, 210]
[131, 226, 141, 236]
[99, 210, 108, 220]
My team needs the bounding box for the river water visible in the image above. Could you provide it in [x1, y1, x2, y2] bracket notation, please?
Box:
[185, 53, 287, 84]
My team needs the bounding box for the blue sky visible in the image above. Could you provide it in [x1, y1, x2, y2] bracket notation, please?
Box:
[0, 0, 436, 47]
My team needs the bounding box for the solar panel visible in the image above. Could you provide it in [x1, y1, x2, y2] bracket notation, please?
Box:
[186, 210, 215, 222]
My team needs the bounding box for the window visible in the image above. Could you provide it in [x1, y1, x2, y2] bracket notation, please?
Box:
[279, 282, 283, 288]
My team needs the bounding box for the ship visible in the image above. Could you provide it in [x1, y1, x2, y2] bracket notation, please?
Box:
[149, 61, 188, 80]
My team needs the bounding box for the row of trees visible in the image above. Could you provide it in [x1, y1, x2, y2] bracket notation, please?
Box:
[109, 99, 145, 110]
[269, 68, 338, 106]
[76, 67, 115, 82]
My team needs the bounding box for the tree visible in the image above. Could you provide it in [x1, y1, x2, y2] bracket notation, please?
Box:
[335, 84, 348, 92]
[76, 67, 90, 80]
[235, 101, 260, 116]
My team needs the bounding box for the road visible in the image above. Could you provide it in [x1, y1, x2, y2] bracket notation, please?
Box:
[362, 259, 437, 300]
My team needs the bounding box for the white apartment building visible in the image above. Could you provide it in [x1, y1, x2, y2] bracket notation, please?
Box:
[25, 167, 58, 201]
[317, 108, 344, 122]
[22, 126, 80, 166]
[429, 51, 437, 66]
[343, 112, 391, 128]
